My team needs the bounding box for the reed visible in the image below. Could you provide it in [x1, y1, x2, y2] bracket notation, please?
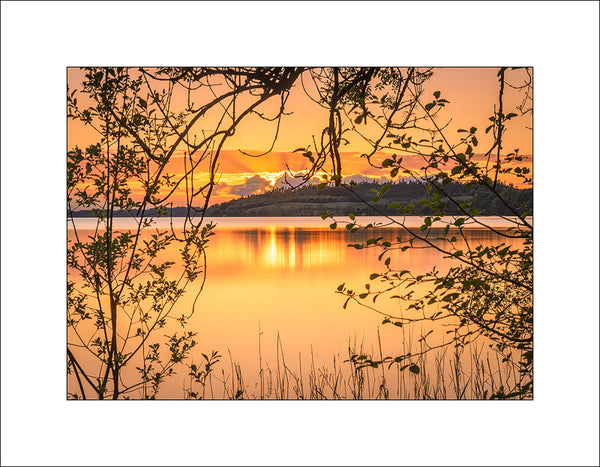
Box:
[179, 326, 529, 400]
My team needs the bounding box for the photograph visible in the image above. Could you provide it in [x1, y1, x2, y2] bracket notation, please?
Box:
[67, 66, 533, 400]
[2, 2, 598, 465]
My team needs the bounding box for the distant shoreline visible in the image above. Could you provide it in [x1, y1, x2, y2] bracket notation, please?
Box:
[70, 181, 532, 219]
[68, 212, 533, 219]
[68, 215, 532, 233]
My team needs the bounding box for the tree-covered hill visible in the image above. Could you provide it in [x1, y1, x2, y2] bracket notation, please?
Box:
[70, 180, 532, 218]
[204, 180, 532, 217]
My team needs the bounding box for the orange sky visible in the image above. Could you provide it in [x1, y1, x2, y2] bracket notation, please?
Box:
[68, 67, 532, 206]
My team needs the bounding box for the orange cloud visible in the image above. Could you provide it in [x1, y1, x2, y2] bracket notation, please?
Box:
[229, 175, 271, 196]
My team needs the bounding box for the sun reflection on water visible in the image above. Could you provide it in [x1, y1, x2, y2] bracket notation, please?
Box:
[250, 228, 349, 271]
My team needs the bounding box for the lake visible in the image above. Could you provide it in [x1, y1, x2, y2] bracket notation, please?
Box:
[68, 216, 529, 399]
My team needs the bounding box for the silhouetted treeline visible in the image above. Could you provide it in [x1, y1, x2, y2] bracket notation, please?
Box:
[204, 180, 532, 217]
[69, 206, 198, 218]
[70, 180, 532, 218]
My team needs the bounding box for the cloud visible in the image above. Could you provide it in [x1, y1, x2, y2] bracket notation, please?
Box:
[272, 173, 321, 190]
[229, 175, 271, 196]
[270, 172, 393, 190]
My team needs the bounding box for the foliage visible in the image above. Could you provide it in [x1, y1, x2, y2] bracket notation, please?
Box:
[67, 67, 303, 399]
[309, 67, 533, 399]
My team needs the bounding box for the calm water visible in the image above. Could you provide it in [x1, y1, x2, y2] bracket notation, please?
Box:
[68, 216, 528, 399]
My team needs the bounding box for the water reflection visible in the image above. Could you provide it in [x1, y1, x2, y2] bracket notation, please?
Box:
[225, 227, 352, 271]
[68, 217, 527, 399]
[206, 225, 518, 274]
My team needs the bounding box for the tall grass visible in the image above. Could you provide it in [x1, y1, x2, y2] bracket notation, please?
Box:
[181, 327, 530, 400]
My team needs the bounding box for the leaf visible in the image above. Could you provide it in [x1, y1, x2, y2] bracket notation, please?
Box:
[329, 222, 337, 230]
[425, 102, 435, 111]
[366, 237, 383, 246]
[451, 165, 462, 175]
[433, 91, 441, 99]
[370, 273, 379, 280]
[442, 292, 459, 303]
[409, 364, 420, 374]
[349, 213, 355, 220]
[292, 147, 305, 152]
[337, 282, 345, 291]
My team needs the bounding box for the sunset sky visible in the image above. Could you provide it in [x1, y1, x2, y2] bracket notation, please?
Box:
[68, 67, 533, 206]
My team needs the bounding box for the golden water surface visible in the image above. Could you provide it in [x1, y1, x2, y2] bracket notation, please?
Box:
[68, 216, 527, 399]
